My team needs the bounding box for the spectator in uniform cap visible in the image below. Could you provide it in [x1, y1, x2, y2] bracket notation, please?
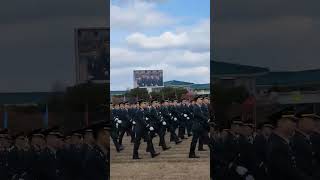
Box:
[311, 114, 320, 174]
[291, 113, 319, 178]
[266, 109, 313, 180]
[83, 121, 110, 180]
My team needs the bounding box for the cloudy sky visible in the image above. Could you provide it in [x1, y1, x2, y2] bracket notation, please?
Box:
[0, 0, 108, 92]
[110, 0, 210, 90]
[213, 0, 320, 71]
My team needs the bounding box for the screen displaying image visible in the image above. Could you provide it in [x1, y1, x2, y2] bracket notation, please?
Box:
[133, 70, 163, 88]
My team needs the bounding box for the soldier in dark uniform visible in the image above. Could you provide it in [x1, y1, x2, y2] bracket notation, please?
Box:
[176, 100, 187, 140]
[132, 100, 160, 159]
[41, 128, 63, 180]
[149, 100, 170, 150]
[118, 101, 134, 147]
[160, 100, 182, 144]
[168, 100, 181, 141]
[198, 96, 210, 151]
[291, 113, 320, 178]
[28, 129, 47, 180]
[111, 104, 123, 152]
[189, 96, 208, 158]
[8, 132, 33, 180]
[253, 122, 274, 180]
[311, 115, 320, 171]
[83, 121, 110, 180]
[266, 112, 313, 180]
[182, 100, 193, 137]
[0, 129, 11, 180]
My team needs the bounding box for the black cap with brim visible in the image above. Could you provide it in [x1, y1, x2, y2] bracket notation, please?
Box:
[12, 132, 25, 139]
[90, 122, 111, 136]
[29, 129, 45, 139]
[193, 96, 202, 101]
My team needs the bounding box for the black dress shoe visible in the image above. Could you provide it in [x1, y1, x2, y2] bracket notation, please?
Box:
[162, 146, 171, 151]
[198, 148, 207, 151]
[133, 156, 142, 159]
[151, 152, 160, 158]
[188, 134, 192, 137]
[189, 154, 200, 158]
[175, 140, 182, 144]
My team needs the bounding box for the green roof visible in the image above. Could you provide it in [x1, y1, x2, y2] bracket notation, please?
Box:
[212, 61, 269, 77]
[257, 70, 320, 86]
[164, 80, 194, 86]
[190, 83, 210, 90]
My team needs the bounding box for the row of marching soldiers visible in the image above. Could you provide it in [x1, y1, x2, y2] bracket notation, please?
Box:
[210, 108, 320, 180]
[110, 95, 211, 159]
[0, 121, 110, 180]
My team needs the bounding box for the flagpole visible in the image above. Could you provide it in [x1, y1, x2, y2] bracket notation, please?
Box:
[85, 104, 89, 126]
[44, 104, 49, 128]
[3, 105, 8, 129]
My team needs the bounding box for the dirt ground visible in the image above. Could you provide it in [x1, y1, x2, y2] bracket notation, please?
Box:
[110, 133, 210, 180]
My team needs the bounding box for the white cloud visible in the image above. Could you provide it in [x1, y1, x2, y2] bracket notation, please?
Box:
[111, 1, 175, 30]
[125, 18, 210, 50]
[111, 47, 209, 68]
[110, 47, 209, 90]
[127, 32, 188, 49]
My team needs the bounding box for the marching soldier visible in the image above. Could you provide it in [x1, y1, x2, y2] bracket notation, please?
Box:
[149, 100, 170, 151]
[160, 100, 182, 144]
[189, 96, 208, 158]
[118, 101, 134, 147]
[132, 100, 160, 159]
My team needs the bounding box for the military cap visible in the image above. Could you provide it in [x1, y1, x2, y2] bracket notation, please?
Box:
[12, 132, 26, 139]
[258, 121, 274, 129]
[268, 108, 298, 126]
[71, 129, 84, 137]
[0, 129, 9, 138]
[242, 122, 255, 128]
[231, 116, 243, 125]
[29, 128, 45, 138]
[193, 95, 202, 101]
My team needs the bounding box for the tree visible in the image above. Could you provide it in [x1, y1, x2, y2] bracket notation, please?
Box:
[160, 87, 188, 100]
[125, 88, 149, 101]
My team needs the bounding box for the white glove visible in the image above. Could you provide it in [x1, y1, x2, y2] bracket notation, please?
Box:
[162, 122, 167, 125]
[132, 121, 136, 125]
[169, 113, 172, 116]
[187, 117, 190, 120]
[117, 120, 122, 124]
[236, 166, 248, 176]
[115, 118, 119, 121]
[146, 117, 149, 121]
[184, 114, 187, 117]
[149, 127, 154, 131]
[159, 112, 162, 114]
[174, 117, 177, 121]
[245, 175, 255, 180]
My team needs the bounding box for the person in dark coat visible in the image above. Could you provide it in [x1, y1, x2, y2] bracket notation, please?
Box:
[118, 101, 134, 146]
[83, 122, 110, 180]
[132, 100, 160, 159]
[189, 96, 208, 158]
[291, 114, 320, 179]
[266, 112, 313, 180]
